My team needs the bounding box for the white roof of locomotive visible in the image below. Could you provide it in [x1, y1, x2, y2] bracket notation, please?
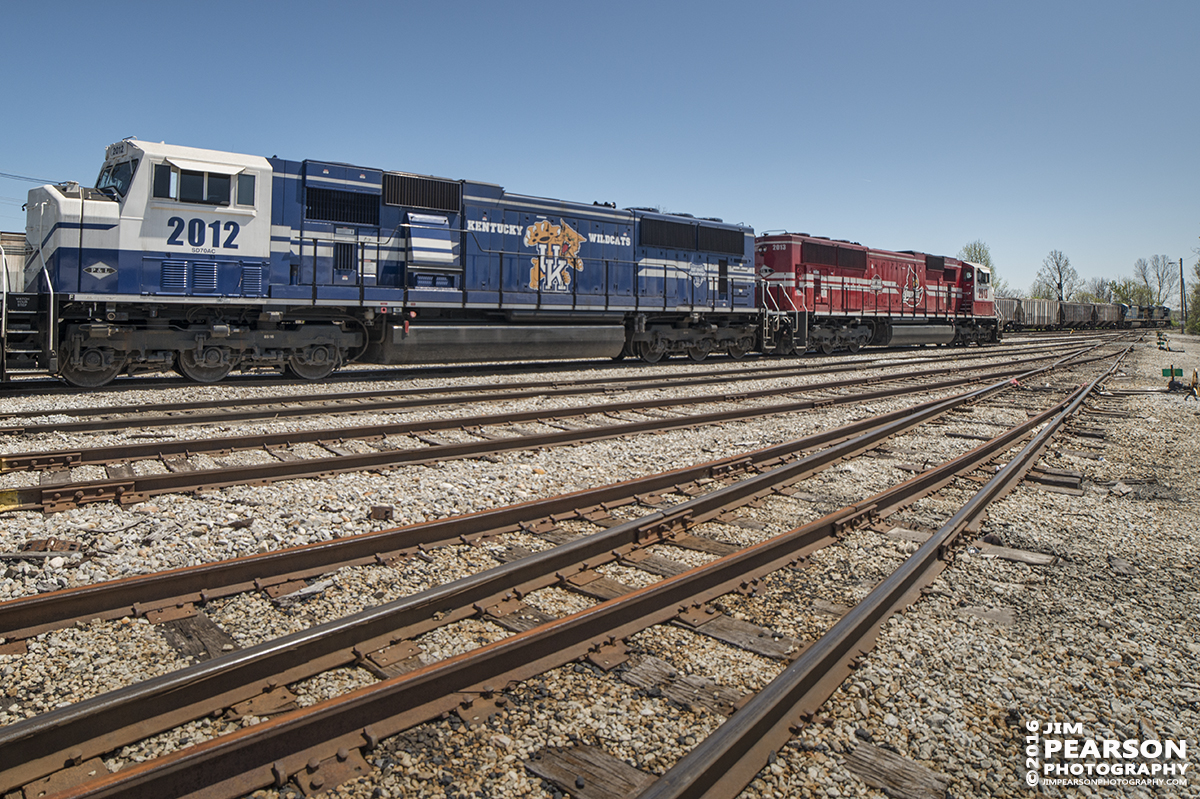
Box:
[105, 139, 270, 172]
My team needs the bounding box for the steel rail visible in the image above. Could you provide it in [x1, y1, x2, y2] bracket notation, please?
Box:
[0, 330, 1111, 401]
[633, 346, 1133, 799]
[0, 371, 1009, 794]
[0, 348, 1114, 513]
[0, 350, 1061, 471]
[0, 338, 1092, 424]
[18, 367, 1087, 799]
[0, 351, 956, 421]
[0, 382, 971, 642]
[0, 345, 1113, 641]
[0, 344, 1073, 439]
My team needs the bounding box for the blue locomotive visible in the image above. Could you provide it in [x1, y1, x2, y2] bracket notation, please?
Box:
[3, 139, 757, 386]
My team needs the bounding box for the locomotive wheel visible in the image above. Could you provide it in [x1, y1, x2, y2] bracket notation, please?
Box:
[726, 344, 747, 360]
[178, 348, 234, 383]
[687, 341, 711, 362]
[60, 348, 126, 388]
[637, 341, 666, 364]
[286, 345, 340, 380]
[846, 340, 861, 354]
[820, 340, 836, 355]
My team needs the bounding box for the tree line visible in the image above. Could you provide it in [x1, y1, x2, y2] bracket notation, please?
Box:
[956, 240, 1199, 333]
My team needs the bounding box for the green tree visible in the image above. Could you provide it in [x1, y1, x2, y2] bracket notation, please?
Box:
[1111, 277, 1152, 306]
[957, 239, 1012, 297]
[1034, 250, 1080, 302]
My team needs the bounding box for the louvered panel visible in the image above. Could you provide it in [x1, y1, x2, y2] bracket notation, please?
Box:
[161, 260, 188, 293]
[192, 262, 218, 293]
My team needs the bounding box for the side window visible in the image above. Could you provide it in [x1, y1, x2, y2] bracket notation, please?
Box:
[156, 165, 244, 207]
[180, 170, 205, 203]
[153, 164, 176, 199]
[207, 173, 231, 205]
[237, 173, 255, 206]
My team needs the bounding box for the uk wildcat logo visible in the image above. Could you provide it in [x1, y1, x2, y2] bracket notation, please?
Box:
[524, 220, 585, 292]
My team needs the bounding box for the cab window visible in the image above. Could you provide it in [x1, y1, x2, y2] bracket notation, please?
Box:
[96, 159, 139, 197]
[236, 173, 255, 206]
[180, 170, 205, 202]
[154, 164, 234, 206]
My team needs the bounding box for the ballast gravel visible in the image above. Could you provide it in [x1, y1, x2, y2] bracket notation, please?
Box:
[0, 334, 1195, 799]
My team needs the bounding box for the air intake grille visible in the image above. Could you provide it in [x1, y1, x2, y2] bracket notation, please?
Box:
[192, 262, 218, 293]
[306, 187, 380, 226]
[383, 173, 461, 212]
[161, 261, 187, 293]
[242, 265, 263, 295]
[697, 225, 745, 255]
[640, 218, 695, 250]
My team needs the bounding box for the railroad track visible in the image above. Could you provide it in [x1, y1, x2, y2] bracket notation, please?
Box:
[0, 331, 1115, 398]
[0, 345, 1132, 798]
[0, 337, 1110, 435]
[0, 345, 1115, 513]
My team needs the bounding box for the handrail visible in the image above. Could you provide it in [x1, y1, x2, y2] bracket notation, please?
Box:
[35, 202, 55, 365]
[1, 241, 8, 378]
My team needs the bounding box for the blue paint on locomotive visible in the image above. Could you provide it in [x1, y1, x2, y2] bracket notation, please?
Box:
[257, 153, 755, 313]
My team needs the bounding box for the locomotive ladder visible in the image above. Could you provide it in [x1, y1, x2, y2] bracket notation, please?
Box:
[0, 243, 45, 382]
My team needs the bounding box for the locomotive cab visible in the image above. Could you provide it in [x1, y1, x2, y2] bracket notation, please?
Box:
[19, 140, 366, 386]
[27, 140, 273, 299]
[959, 261, 993, 315]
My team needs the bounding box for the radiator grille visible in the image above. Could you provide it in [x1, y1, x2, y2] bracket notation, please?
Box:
[697, 225, 745, 255]
[802, 242, 838, 267]
[837, 248, 867, 270]
[383, 173, 461, 212]
[640, 218, 695, 250]
[306, 187, 380, 226]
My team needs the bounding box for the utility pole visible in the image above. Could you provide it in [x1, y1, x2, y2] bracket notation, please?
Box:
[1182, 257, 1187, 334]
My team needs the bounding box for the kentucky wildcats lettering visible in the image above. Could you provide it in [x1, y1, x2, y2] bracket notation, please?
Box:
[467, 220, 524, 236]
[588, 233, 632, 246]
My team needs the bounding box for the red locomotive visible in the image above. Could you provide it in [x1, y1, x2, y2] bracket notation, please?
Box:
[756, 233, 998, 354]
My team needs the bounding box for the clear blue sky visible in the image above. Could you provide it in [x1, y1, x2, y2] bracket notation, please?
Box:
[2, 1, 1196, 293]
